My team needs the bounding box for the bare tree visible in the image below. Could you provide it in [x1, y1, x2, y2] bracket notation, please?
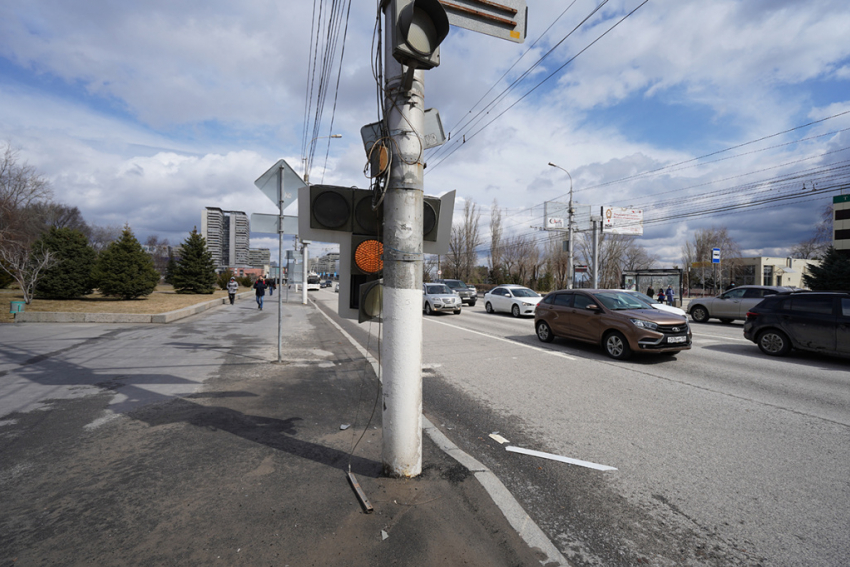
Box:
[88, 224, 123, 253]
[488, 200, 503, 283]
[544, 234, 569, 290]
[682, 227, 741, 293]
[145, 235, 172, 275]
[791, 203, 833, 259]
[447, 200, 483, 282]
[0, 142, 53, 247]
[0, 244, 58, 304]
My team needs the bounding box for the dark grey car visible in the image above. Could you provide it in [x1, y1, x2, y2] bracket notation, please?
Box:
[743, 291, 850, 357]
[688, 285, 793, 323]
[435, 279, 477, 306]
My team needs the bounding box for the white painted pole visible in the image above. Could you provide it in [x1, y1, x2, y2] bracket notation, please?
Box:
[382, 17, 424, 478]
[278, 165, 284, 363]
[302, 242, 309, 305]
[592, 219, 599, 289]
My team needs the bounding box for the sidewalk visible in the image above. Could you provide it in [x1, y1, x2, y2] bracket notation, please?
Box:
[0, 293, 564, 566]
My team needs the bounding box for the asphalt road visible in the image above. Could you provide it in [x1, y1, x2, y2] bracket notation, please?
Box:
[313, 288, 850, 567]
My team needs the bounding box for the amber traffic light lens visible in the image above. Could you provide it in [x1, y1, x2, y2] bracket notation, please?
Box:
[354, 239, 383, 274]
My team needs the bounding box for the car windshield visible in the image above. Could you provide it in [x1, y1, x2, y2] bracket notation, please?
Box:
[426, 284, 451, 295]
[594, 292, 649, 310]
[509, 288, 539, 298]
[630, 291, 659, 305]
[444, 281, 466, 289]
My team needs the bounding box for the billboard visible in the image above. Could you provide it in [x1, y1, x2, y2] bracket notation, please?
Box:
[602, 206, 643, 235]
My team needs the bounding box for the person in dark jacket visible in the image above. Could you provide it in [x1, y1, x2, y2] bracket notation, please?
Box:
[253, 277, 267, 310]
[646, 286, 655, 298]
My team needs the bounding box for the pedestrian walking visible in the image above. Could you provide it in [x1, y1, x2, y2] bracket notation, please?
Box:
[269, 277, 275, 296]
[646, 286, 655, 298]
[227, 277, 239, 305]
[666, 285, 675, 307]
[253, 277, 267, 310]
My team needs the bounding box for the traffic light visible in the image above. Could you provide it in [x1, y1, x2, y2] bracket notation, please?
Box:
[389, 0, 450, 70]
[307, 185, 382, 236]
[297, 185, 455, 320]
[349, 234, 383, 322]
[423, 195, 440, 242]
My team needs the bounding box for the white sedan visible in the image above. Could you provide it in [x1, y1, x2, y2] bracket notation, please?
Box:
[484, 285, 542, 317]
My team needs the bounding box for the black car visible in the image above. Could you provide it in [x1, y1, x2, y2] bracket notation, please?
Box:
[743, 291, 850, 357]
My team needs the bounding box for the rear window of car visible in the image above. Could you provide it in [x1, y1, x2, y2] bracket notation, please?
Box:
[553, 294, 572, 307]
[790, 296, 835, 315]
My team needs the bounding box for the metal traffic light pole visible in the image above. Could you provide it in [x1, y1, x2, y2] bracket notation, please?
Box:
[381, 19, 426, 479]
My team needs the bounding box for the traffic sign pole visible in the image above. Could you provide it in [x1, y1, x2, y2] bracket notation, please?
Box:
[278, 164, 284, 363]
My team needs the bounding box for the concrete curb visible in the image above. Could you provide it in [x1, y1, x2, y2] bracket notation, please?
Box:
[13, 291, 255, 324]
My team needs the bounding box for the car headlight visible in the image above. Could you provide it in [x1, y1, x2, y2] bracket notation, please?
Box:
[630, 318, 658, 330]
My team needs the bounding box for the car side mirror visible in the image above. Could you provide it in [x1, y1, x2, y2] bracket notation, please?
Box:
[586, 304, 600, 311]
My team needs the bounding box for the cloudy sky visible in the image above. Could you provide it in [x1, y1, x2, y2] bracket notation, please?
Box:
[2, 0, 849, 265]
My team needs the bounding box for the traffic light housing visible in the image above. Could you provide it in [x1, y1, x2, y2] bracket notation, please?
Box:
[389, 0, 450, 70]
[298, 186, 455, 320]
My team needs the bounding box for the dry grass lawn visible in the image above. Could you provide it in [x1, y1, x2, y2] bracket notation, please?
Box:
[1, 284, 244, 324]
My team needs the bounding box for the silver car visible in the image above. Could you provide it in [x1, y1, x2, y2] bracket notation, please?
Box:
[423, 283, 462, 315]
[688, 285, 793, 323]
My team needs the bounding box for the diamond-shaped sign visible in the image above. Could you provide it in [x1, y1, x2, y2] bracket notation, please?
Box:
[254, 159, 305, 210]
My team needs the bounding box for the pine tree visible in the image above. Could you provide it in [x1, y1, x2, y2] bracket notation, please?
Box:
[802, 247, 850, 290]
[34, 227, 97, 299]
[91, 226, 161, 299]
[172, 228, 217, 294]
[164, 249, 177, 285]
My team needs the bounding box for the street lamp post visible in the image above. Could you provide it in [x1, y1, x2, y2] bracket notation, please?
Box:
[548, 162, 574, 289]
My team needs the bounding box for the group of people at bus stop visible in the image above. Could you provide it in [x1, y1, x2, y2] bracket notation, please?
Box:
[647, 285, 676, 306]
[225, 276, 276, 309]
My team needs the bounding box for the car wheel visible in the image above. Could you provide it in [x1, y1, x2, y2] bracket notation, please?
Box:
[757, 329, 791, 356]
[604, 331, 632, 360]
[690, 305, 709, 323]
[511, 304, 520, 318]
[469, 301, 476, 307]
[536, 321, 554, 343]
[425, 303, 433, 315]
[719, 318, 733, 324]
[485, 302, 494, 313]
[454, 309, 461, 315]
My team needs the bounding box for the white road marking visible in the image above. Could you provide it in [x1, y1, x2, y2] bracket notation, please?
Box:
[425, 319, 577, 361]
[506, 446, 618, 472]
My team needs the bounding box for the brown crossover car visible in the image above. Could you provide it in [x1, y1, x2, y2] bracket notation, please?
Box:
[534, 289, 692, 360]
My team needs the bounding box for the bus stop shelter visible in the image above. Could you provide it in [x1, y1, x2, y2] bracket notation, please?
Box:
[621, 268, 684, 307]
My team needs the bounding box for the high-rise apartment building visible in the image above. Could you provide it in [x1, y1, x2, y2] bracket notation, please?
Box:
[201, 207, 250, 269]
